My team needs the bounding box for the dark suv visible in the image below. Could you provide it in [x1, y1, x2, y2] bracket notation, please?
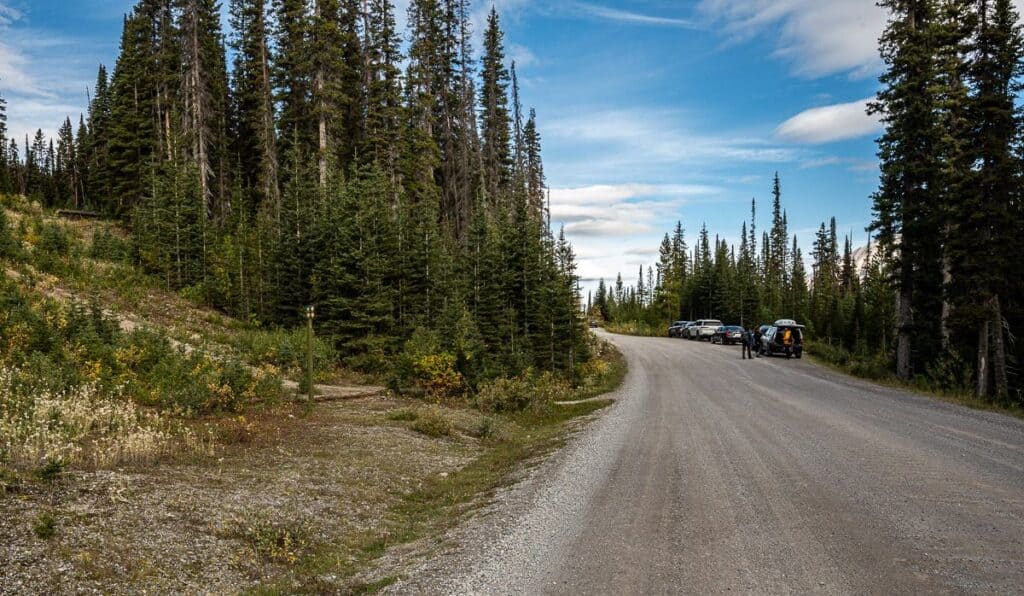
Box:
[712, 325, 745, 345]
[759, 320, 805, 359]
[668, 321, 690, 338]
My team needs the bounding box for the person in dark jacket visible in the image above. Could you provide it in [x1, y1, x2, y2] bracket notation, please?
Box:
[754, 326, 763, 358]
[742, 328, 754, 360]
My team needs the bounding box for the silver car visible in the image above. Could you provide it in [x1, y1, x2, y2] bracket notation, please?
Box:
[688, 319, 723, 341]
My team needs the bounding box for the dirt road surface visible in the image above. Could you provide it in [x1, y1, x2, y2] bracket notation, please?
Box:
[393, 332, 1024, 594]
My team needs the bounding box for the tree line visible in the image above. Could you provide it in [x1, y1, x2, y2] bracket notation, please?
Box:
[590, 174, 894, 362]
[590, 0, 1024, 404]
[0, 0, 589, 383]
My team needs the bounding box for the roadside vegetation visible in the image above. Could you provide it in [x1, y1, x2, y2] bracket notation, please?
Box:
[0, 192, 625, 591]
[805, 341, 1024, 418]
[602, 320, 666, 338]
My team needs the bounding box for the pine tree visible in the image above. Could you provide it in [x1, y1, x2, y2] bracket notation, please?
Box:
[0, 91, 9, 193]
[934, 0, 975, 349]
[790, 235, 809, 325]
[952, 0, 1023, 398]
[872, 0, 946, 380]
[361, 0, 404, 179]
[765, 172, 787, 316]
[436, 0, 480, 240]
[180, 0, 232, 221]
[523, 109, 545, 215]
[55, 117, 79, 207]
[309, 0, 351, 185]
[107, 5, 164, 214]
[230, 0, 280, 210]
[479, 7, 512, 206]
[87, 65, 114, 208]
[273, 0, 313, 162]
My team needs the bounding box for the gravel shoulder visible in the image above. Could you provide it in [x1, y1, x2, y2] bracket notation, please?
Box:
[393, 331, 1024, 594]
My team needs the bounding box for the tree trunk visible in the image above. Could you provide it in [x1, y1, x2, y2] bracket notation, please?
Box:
[258, 10, 280, 207]
[977, 317, 990, 399]
[896, 285, 913, 381]
[991, 295, 1009, 399]
[941, 224, 952, 350]
[315, 0, 328, 188]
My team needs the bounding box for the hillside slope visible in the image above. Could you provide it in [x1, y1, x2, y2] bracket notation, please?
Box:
[0, 195, 622, 593]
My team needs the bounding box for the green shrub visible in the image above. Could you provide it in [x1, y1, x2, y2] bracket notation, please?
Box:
[472, 416, 495, 439]
[33, 221, 76, 274]
[32, 512, 56, 539]
[386, 407, 419, 422]
[849, 354, 893, 381]
[604, 320, 665, 337]
[88, 228, 131, 262]
[920, 350, 974, 395]
[236, 519, 309, 566]
[0, 209, 21, 260]
[392, 328, 465, 399]
[410, 406, 453, 438]
[475, 371, 569, 415]
[34, 459, 65, 482]
[233, 327, 336, 379]
[806, 341, 851, 367]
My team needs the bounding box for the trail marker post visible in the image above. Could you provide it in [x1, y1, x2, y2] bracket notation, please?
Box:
[305, 305, 315, 404]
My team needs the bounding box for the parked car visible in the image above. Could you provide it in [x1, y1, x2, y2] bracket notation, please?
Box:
[682, 321, 701, 339]
[759, 319, 805, 358]
[689, 319, 724, 341]
[712, 325, 745, 345]
[668, 320, 690, 338]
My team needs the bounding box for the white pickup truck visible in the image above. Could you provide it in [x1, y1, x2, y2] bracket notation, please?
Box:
[687, 319, 723, 341]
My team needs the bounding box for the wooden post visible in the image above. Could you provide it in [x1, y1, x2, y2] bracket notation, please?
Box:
[306, 305, 315, 403]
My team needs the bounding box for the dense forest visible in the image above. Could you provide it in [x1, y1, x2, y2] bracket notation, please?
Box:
[592, 0, 1024, 405]
[0, 0, 588, 385]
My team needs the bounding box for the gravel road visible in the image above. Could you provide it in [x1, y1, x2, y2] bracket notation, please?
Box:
[392, 332, 1024, 594]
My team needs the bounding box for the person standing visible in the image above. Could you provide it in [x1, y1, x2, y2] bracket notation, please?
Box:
[742, 328, 754, 360]
[754, 326, 763, 358]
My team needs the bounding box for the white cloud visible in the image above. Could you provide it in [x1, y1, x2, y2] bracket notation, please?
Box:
[566, 219, 653, 237]
[569, 2, 701, 28]
[552, 183, 720, 206]
[776, 98, 882, 144]
[0, 5, 50, 99]
[509, 43, 537, 68]
[545, 108, 798, 177]
[0, 3, 20, 27]
[799, 156, 841, 169]
[698, 0, 887, 78]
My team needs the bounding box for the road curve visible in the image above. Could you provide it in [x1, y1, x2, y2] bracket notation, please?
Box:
[394, 332, 1024, 594]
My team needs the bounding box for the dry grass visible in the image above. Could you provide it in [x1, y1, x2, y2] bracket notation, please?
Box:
[0, 367, 216, 471]
[0, 396, 476, 594]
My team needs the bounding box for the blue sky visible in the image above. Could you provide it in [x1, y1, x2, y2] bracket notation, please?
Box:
[0, 0, 945, 292]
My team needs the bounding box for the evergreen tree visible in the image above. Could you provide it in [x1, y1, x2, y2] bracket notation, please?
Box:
[273, 0, 313, 162]
[87, 65, 114, 208]
[523, 109, 545, 215]
[871, 0, 946, 380]
[361, 0, 404, 179]
[951, 0, 1023, 398]
[229, 0, 281, 210]
[180, 0, 232, 220]
[0, 91, 7, 193]
[479, 6, 512, 206]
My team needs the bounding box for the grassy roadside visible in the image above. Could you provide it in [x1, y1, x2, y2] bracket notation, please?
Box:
[804, 342, 1024, 419]
[260, 341, 627, 593]
[602, 321, 666, 337]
